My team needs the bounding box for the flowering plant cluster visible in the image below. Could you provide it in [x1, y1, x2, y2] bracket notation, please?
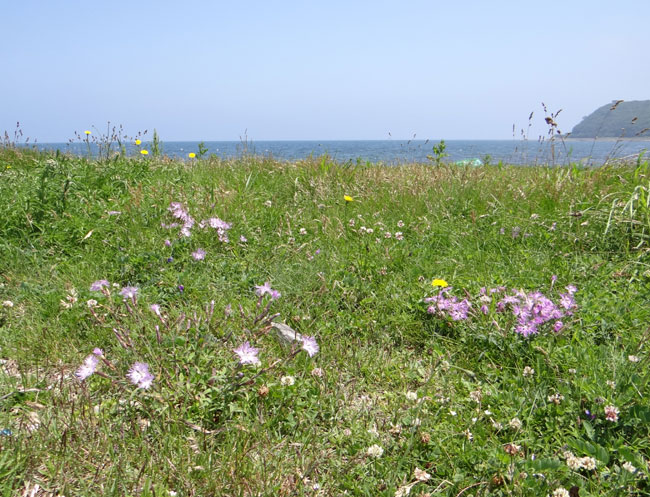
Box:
[424, 279, 578, 337]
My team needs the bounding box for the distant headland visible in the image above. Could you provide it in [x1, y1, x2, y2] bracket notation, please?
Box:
[568, 100, 650, 139]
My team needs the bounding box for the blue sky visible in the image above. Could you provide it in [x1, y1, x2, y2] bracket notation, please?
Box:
[2, 0, 649, 142]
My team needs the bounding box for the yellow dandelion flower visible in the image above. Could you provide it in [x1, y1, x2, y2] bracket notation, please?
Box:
[188, 152, 196, 159]
[135, 139, 141, 145]
[344, 195, 354, 202]
[432, 279, 448, 288]
[140, 150, 149, 155]
[84, 130, 91, 135]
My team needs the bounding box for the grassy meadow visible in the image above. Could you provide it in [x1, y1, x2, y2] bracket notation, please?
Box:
[0, 144, 649, 496]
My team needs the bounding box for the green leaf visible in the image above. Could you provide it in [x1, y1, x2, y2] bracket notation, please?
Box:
[583, 420, 595, 440]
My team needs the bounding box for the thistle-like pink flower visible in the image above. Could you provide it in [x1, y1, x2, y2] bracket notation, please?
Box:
[233, 341, 261, 366]
[90, 280, 110, 292]
[75, 354, 99, 381]
[119, 286, 138, 300]
[127, 362, 154, 389]
[301, 336, 319, 357]
[191, 248, 206, 260]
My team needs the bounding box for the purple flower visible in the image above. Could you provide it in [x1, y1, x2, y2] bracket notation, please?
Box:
[92, 347, 104, 357]
[255, 282, 273, 297]
[480, 304, 489, 315]
[167, 257, 174, 263]
[150, 304, 161, 316]
[164, 239, 171, 247]
[90, 279, 110, 292]
[553, 321, 564, 332]
[270, 289, 281, 300]
[207, 217, 232, 230]
[240, 235, 248, 243]
[119, 286, 138, 300]
[301, 336, 319, 357]
[192, 248, 206, 261]
[75, 354, 99, 381]
[127, 362, 154, 389]
[233, 341, 261, 365]
[178, 285, 184, 293]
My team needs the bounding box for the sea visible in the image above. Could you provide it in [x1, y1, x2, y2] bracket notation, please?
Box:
[29, 139, 650, 166]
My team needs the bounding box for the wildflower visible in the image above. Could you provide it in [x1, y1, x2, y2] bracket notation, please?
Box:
[90, 279, 110, 292]
[233, 342, 261, 366]
[406, 391, 418, 401]
[366, 444, 383, 458]
[431, 279, 448, 288]
[551, 487, 570, 497]
[395, 231, 404, 240]
[349, 218, 355, 226]
[344, 195, 354, 202]
[150, 304, 161, 316]
[127, 362, 154, 389]
[240, 235, 247, 242]
[191, 248, 206, 260]
[469, 390, 482, 403]
[504, 443, 521, 455]
[280, 375, 295, 386]
[135, 139, 141, 145]
[258, 385, 269, 397]
[301, 336, 319, 357]
[86, 299, 97, 308]
[164, 239, 171, 247]
[622, 461, 636, 473]
[75, 354, 99, 380]
[140, 150, 149, 155]
[264, 200, 272, 207]
[464, 428, 473, 441]
[580, 457, 597, 470]
[92, 348, 103, 356]
[84, 130, 91, 135]
[606, 380, 615, 389]
[604, 405, 619, 422]
[547, 393, 564, 405]
[492, 420, 503, 430]
[440, 360, 450, 372]
[2, 300, 13, 307]
[255, 282, 273, 297]
[523, 366, 535, 377]
[413, 467, 431, 481]
[397, 220, 404, 228]
[509, 417, 522, 430]
[188, 152, 196, 158]
[553, 321, 564, 332]
[119, 286, 138, 300]
[384, 231, 392, 238]
[299, 227, 307, 235]
[628, 355, 640, 363]
[311, 367, 324, 377]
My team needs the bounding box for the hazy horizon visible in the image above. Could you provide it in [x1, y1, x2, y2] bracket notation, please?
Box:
[3, 1, 649, 143]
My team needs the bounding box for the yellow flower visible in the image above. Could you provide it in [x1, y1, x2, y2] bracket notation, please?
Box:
[140, 150, 149, 155]
[344, 195, 354, 202]
[135, 139, 141, 145]
[84, 130, 91, 135]
[432, 279, 448, 288]
[188, 152, 196, 159]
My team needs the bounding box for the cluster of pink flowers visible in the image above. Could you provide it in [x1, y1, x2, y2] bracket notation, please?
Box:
[424, 287, 471, 321]
[255, 281, 281, 300]
[75, 349, 154, 390]
[164, 202, 232, 242]
[424, 281, 577, 336]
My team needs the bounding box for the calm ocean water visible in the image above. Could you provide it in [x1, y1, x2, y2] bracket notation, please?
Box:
[31, 139, 649, 165]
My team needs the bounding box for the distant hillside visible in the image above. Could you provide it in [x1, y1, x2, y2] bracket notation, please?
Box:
[569, 100, 650, 138]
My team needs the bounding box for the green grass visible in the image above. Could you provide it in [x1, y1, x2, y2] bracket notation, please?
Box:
[1, 147, 649, 496]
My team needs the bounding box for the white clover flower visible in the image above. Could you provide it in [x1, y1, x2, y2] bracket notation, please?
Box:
[551, 488, 570, 497]
[2, 300, 14, 308]
[413, 467, 431, 481]
[280, 375, 295, 386]
[622, 461, 637, 473]
[523, 366, 535, 377]
[628, 355, 640, 363]
[406, 391, 418, 401]
[509, 417, 522, 430]
[566, 455, 582, 470]
[580, 457, 596, 470]
[366, 444, 384, 458]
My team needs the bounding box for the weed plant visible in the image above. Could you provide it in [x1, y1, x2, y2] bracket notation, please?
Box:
[0, 144, 649, 496]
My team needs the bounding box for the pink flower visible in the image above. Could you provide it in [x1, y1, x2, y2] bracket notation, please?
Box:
[192, 248, 206, 260]
[90, 280, 110, 292]
[75, 354, 99, 380]
[127, 362, 154, 389]
[301, 336, 319, 357]
[233, 342, 261, 366]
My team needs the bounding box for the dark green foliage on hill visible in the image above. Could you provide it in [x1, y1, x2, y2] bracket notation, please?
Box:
[570, 100, 650, 138]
